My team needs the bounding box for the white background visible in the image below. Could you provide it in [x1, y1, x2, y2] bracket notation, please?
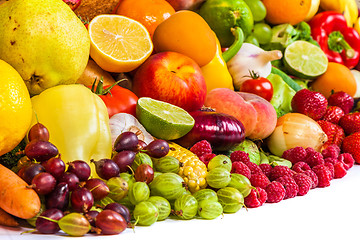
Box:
[1, 165, 360, 240]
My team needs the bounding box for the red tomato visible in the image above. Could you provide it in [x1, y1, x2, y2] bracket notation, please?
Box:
[97, 85, 138, 118]
[240, 77, 273, 101]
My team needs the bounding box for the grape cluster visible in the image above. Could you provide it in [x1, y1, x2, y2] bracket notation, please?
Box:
[18, 123, 175, 236]
[17, 123, 139, 236]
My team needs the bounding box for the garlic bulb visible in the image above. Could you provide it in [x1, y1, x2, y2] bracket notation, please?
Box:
[227, 43, 282, 90]
[267, 113, 328, 157]
[109, 113, 154, 146]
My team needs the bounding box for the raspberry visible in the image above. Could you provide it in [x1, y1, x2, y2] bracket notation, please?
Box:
[338, 153, 355, 170]
[312, 164, 332, 188]
[292, 161, 311, 173]
[190, 140, 212, 157]
[305, 147, 317, 158]
[199, 153, 216, 166]
[244, 187, 267, 208]
[324, 157, 338, 165]
[333, 162, 347, 179]
[268, 165, 294, 181]
[265, 181, 285, 203]
[321, 144, 341, 159]
[324, 162, 334, 179]
[292, 173, 312, 196]
[259, 163, 272, 178]
[250, 173, 270, 189]
[276, 175, 299, 199]
[303, 170, 318, 189]
[245, 161, 263, 175]
[304, 151, 324, 168]
[231, 161, 251, 179]
[281, 146, 307, 164]
[230, 150, 251, 164]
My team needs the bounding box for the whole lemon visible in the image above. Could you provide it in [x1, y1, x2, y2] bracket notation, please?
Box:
[0, 60, 32, 156]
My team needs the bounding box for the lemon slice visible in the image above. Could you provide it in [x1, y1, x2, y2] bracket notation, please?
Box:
[88, 14, 153, 73]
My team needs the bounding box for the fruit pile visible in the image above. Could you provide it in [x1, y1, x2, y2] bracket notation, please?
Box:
[0, 0, 360, 237]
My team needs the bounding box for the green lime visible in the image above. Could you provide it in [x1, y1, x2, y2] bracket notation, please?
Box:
[136, 97, 195, 140]
[283, 40, 328, 79]
[199, 0, 254, 47]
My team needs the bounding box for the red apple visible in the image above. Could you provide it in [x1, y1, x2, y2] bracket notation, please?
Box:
[165, 0, 205, 11]
[132, 51, 207, 112]
[204, 88, 277, 140]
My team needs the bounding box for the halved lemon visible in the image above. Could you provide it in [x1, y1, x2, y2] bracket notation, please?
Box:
[88, 14, 153, 73]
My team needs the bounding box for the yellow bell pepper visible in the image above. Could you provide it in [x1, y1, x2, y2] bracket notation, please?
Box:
[30, 84, 112, 178]
[320, 0, 358, 27]
[201, 35, 234, 93]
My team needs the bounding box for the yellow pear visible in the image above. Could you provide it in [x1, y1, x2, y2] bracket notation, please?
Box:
[0, 0, 90, 95]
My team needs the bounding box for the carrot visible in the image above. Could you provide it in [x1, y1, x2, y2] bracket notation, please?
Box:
[0, 207, 19, 227]
[0, 164, 41, 219]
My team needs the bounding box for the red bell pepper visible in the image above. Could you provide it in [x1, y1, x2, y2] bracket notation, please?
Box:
[308, 11, 360, 69]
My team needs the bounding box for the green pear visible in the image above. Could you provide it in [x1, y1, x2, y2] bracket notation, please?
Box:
[0, 0, 90, 95]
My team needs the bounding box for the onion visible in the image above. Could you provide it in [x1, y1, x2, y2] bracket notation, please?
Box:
[175, 109, 245, 151]
[267, 113, 328, 157]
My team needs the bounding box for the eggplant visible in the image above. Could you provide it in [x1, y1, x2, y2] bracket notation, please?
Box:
[175, 109, 245, 151]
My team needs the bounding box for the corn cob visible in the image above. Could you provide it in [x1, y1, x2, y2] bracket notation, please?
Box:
[166, 142, 207, 193]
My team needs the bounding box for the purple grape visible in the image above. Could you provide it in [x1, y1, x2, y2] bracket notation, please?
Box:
[25, 140, 59, 162]
[91, 159, 120, 180]
[28, 122, 50, 142]
[67, 160, 91, 181]
[104, 202, 131, 223]
[84, 178, 110, 201]
[144, 139, 169, 158]
[58, 172, 80, 191]
[30, 172, 57, 195]
[113, 132, 139, 152]
[134, 163, 154, 184]
[22, 163, 46, 184]
[46, 182, 70, 211]
[42, 157, 66, 179]
[95, 209, 127, 235]
[71, 187, 94, 213]
[35, 208, 64, 234]
[84, 210, 99, 227]
[137, 140, 148, 151]
[112, 150, 136, 173]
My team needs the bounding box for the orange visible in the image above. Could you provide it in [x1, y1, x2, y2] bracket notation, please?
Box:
[0, 59, 32, 156]
[152, 10, 217, 67]
[115, 0, 175, 38]
[263, 0, 312, 25]
[310, 62, 357, 98]
[88, 14, 153, 73]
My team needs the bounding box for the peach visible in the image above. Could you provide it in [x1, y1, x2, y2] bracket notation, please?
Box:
[204, 88, 277, 139]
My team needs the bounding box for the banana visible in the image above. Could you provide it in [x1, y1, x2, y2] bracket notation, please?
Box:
[319, 0, 345, 12]
[320, 0, 358, 27]
[343, 0, 358, 27]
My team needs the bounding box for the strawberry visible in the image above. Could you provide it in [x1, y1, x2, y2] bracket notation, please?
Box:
[316, 120, 345, 148]
[327, 91, 354, 114]
[291, 89, 328, 120]
[321, 106, 345, 124]
[341, 132, 360, 164]
[338, 112, 360, 135]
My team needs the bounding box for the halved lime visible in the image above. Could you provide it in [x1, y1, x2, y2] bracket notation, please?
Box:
[283, 40, 328, 79]
[136, 97, 195, 140]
